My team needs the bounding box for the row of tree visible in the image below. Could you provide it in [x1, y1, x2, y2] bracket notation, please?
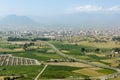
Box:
[23, 42, 35, 50]
[81, 48, 100, 53]
[113, 37, 120, 42]
[7, 37, 51, 41]
[7, 37, 29, 41]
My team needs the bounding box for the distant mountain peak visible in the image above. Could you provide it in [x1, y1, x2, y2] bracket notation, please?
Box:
[0, 15, 36, 25]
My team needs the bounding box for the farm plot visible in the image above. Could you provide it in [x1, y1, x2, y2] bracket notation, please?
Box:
[73, 68, 105, 77]
[40, 65, 88, 79]
[73, 67, 116, 77]
[0, 54, 40, 66]
[0, 65, 44, 80]
[79, 41, 120, 49]
[0, 41, 65, 62]
[45, 62, 92, 68]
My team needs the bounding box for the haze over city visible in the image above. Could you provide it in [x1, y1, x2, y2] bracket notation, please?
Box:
[0, 0, 120, 29]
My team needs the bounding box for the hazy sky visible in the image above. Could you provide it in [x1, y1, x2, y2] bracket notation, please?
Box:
[0, 0, 120, 17]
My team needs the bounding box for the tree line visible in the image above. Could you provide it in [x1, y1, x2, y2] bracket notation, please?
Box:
[7, 37, 50, 41]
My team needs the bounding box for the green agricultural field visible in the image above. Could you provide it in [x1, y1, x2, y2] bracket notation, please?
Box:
[0, 40, 118, 80]
[49, 41, 95, 55]
[39, 65, 88, 79]
[0, 41, 65, 62]
[0, 65, 44, 80]
[49, 41, 110, 61]
[97, 68, 116, 74]
[0, 50, 64, 62]
[79, 41, 120, 49]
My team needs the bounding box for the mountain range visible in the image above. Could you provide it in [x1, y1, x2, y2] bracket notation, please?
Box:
[0, 14, 120, 30]
[0, 15, 36, 26]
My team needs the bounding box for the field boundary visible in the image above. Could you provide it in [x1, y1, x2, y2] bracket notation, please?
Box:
[34, 64, 48, 80]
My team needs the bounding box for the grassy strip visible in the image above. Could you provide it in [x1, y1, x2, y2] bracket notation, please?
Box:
[96, 68, 116, 74]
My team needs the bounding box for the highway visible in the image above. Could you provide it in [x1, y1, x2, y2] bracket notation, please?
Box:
[44, 41, 120, 80]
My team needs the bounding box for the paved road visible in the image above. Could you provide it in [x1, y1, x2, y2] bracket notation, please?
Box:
[34, 64, 48, 80]
[44, 41, 120, 80]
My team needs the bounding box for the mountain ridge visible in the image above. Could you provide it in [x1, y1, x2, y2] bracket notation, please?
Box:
[0, 15, 37, 26]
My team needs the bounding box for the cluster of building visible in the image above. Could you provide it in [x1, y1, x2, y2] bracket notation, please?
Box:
[0, 28, 120, 39]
